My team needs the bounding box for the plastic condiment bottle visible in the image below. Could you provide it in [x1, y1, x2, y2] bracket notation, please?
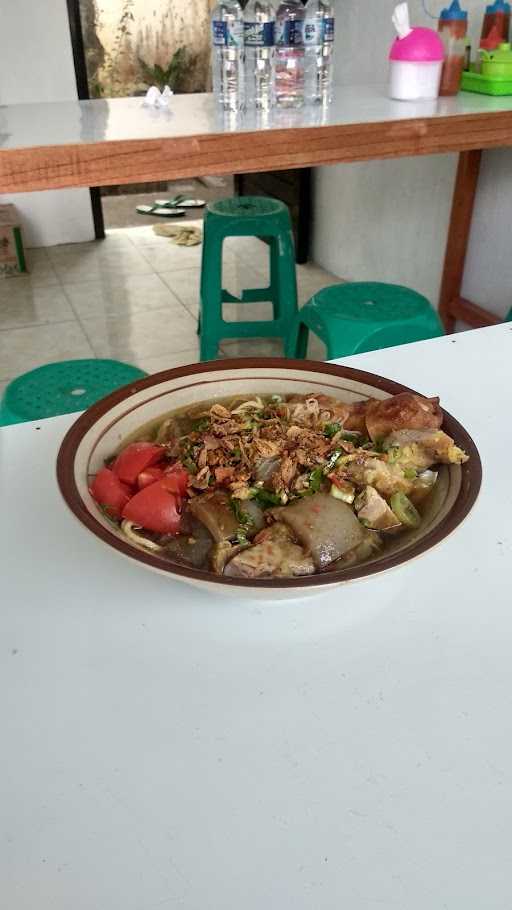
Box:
[438, 0, 468, 95]
[480, 1, 510, 48]
[480, 23, 503, 49]
[389, 3, 444, 100]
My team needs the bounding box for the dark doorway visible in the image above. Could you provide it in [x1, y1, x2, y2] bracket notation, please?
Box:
[66, 0, 105, 240]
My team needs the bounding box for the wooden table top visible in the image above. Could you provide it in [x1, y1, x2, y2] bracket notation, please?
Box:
[2, 86, 512, 192]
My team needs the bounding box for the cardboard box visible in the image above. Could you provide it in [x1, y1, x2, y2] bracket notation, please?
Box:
[0, 204, 27, 278]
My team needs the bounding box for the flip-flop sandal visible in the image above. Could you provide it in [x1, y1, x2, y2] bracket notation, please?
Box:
[136, 204, 186, 217]
[155, 197, 207, 209]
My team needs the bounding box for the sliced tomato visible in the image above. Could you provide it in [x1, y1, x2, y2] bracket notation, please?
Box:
[90, 467, 132, 519]
[137, 466, 165, 490]
[112, 442, 164, 486]
[122, 483, 181, 535]
[161, 463, 189, 496]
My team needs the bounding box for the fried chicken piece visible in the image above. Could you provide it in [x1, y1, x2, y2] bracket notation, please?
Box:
[344, 399, 374, 434]
[365, 393, 443, 442]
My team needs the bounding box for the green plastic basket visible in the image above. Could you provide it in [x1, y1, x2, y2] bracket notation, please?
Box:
[461, 70, 512, 95]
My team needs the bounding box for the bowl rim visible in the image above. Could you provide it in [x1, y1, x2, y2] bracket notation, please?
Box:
[56, 357, 482, 589]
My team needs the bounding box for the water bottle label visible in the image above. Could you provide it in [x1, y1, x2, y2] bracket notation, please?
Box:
[212, 21, 226, 46]
[324, 17, 335, 44]
[212, 20, 243, 47]
[275, 19, 304, 47]
[303, 17, 335, 45]
[303, 18, 321, 46]
[244, 21, 275, 47]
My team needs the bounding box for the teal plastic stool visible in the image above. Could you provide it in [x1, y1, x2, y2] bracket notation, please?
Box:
[286, 282, 444, 359]
[0, 359, 147, 427]
[199, 196, 298, 361]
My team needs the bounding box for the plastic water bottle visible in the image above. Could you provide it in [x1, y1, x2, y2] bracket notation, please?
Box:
[211, 1, 245, 111]
[275, 0, 306, 108]
[244, 0, 276, 110]
[304, 0, 335, 105]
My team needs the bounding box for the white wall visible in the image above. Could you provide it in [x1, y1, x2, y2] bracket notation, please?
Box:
[0, 0, 95, 247]
[313, 0, 512, 317]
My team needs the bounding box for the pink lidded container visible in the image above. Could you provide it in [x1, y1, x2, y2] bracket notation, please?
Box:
[389, 5, 444, 100]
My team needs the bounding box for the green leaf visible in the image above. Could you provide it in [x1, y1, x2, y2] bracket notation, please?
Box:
[324, 422, 341, 438]
[308, 467, 324, 493]
[251, 488, 281, 508]
[230, 498, 253, 529]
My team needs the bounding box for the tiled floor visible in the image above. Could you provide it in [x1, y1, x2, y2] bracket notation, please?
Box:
[0, 223, 341, 385]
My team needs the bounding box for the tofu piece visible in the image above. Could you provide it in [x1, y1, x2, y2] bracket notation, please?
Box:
[355, 486, 401, 531]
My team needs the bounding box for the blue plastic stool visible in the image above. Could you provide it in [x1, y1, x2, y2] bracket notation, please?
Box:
[0, 359, 147, 427]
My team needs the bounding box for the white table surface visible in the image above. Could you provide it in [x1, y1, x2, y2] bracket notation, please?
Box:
[2, 86, 512, 150]
[1, 324, 511, 910]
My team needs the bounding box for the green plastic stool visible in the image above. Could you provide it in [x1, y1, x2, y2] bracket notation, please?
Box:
[286, 282, 444, 359]
[0, 359, 147, 427]
[199, 196, 298, 361]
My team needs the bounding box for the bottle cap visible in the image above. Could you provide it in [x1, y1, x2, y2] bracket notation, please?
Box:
[440, 0, 468, 21]
[485, 1, 511, 14]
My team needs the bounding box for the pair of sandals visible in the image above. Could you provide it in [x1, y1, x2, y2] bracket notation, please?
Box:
[136, 195, 206, 218]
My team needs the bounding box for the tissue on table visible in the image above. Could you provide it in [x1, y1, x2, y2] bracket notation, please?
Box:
[389, 2, 444, 100]
[142, 85, 173, 108]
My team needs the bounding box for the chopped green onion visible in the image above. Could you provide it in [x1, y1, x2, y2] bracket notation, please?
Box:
[387, 446, 402, 464]
[308, 467, 324, 492]
[182, 457, 198, 475]
[230, 498, 253, 530]
[250, 488, 281, 508]
[403, 467, 417, 480]
[191, 417, 210, 432]
[390, 492, 421, 529]
[324, 449, 343, 472]
[235, 528, 250, 546]
[324, 422, 341, 439]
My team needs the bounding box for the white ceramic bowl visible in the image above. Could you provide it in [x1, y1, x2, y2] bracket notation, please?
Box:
[57, 358, 481, 599]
